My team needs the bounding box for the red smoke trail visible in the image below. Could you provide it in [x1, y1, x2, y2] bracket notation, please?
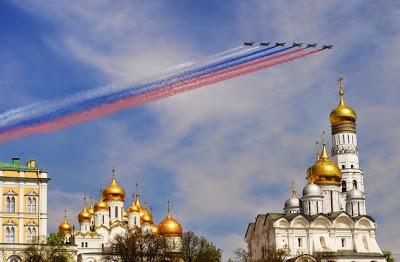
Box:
[0, 48, 323, 143]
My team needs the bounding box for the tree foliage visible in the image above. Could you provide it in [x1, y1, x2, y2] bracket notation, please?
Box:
[228, 247, 287, 262]
[102, 228, 180, 262]
[382, 250, 394, 262]
[23, 233, 73, 262]
[181, 231, 222, 262]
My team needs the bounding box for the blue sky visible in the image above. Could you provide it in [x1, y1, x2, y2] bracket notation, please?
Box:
[1, 0, 400, 260]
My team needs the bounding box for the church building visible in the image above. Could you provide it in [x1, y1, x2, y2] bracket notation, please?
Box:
[58, 168, 183, 262]
[245, 77, 386, 262]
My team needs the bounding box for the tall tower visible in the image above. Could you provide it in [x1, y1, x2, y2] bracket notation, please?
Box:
[102, 166, 125, 223]
[329, 76, 365, 211]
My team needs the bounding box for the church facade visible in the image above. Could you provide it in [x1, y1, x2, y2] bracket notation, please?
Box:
[245, 78, 386, 262]
[58, 170, 183, 262]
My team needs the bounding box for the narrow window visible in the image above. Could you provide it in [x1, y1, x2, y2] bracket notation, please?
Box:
[362, 236, 369, 250]
[342, 164, 345, 169]
[353, 180, 357, 189]
[27, 197, 32, 212]
[298, 238, 302, 247]
[102, 215, 105, 225]
[6, 197, 10, 212]
[342, 238, 345, 248]
[10, 197, 15, 212]
[115, 206, 118, 218]
[341, 180, 347, 192]
[342, 134, 345, 143]
[351, 164, 354, 169]
[351, 203, 354, 216]
[308, 201, 311, 215]
[347, 134, 350, 143]
[320, 236, 326, 249]
[32, 198, 37, 213]
[85, 242, 88, 247]
[134, 216, 137, 225]
[81, 242, 84, 247]
[352, 135, 354, 143]
[316, 202, 319, 214]
[330, 191, 333, 212]
[109, 207, 111, 218]
[358, 202, 360, 216]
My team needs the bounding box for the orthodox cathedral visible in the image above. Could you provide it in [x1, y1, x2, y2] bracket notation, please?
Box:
[245, 77, 386, 262]
[58, 169, 183, 262]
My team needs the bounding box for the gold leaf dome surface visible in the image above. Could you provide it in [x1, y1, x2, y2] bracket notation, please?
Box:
[307, 144, 342, 186]
[159, 209, 182, 237]
[59, 211, 72, 235]
[329, 78, 356, 126]
[94, 196, 108, 212]
[102, 175, 125, 202]
[128, 194, 142, 214]
[141, 209, 153, 224]
[78, 207, 92, 223]
[151, 224, 159, 235]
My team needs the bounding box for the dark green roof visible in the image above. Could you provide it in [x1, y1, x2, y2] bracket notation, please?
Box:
[0, 159, 47, 172]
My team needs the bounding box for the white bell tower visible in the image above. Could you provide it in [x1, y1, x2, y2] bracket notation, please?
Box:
[329, 76, 365, 211]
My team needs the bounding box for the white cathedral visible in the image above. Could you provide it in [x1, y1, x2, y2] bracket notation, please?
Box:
[58, 171, 183, 262]
[245, 77, 386, 262]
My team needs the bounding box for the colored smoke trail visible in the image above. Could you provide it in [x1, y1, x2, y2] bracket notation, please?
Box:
[0, 47, 324, 142]
[0, 45, 286, 131]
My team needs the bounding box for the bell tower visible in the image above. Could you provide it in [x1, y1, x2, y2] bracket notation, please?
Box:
[329, 76, 365, 211]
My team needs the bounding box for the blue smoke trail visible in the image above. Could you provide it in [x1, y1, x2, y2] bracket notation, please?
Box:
[0, 45, 296, 132]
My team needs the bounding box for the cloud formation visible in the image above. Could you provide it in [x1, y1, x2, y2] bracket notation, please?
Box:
[3, 0, 400, 260]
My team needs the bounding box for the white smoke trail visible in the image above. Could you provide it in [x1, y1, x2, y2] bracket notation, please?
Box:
[0, 46, 253, 128]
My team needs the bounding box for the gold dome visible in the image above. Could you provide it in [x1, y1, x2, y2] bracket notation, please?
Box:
[102, 171, 125, 202]
[128, 192, 141, 214]
[59, 210, 72, 235]
[159, 204, 182, 237]
[88, 197, 94, 217]
[78, 196, 92, 223]
[307, 143, 342, 186]
[123, 211, 128, 218]
[141, 209, 153, 224]
[151, 224, 159, 235]
[78, 208, 92, 223]
[329, 76, 357, 126]
[94, 190, 109, 212]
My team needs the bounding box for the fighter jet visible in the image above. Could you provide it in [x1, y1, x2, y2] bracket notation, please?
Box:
[276, 42, 286, 46]
[243, 42, 254, 46]
[322, 45, 333, 49]
[260, 42, 270, 46]
[306, 43, 317, 48]
[293, 42, 303, 47]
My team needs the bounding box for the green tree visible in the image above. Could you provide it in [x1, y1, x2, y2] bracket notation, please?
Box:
[102, 228, 180, 262]
[23, 233, 73, 262]
[383, 250, 394, 262]
[181, 231, 222, 262]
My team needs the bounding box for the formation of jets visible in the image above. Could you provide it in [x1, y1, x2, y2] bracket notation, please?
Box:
[243, 42, 333, 49]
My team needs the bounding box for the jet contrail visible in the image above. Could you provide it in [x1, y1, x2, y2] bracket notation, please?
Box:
[0, 44, 327, 142]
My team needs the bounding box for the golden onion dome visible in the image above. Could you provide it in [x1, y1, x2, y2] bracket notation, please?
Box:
[94, 190, 109, 212]
[151, 224, 159, 235]
[78, 207, 92, 223]
[307, 143, 342, 186]
[88, 197, 95, 217]
[159, 204, 182, 237]
[329, 77, 357, 126]
[141, 209, 153, 224]
[59, 210, 72, 235]
[128, 193, 141, 214]
[123, 211, 128, 218]
[102, 172, 125, 202]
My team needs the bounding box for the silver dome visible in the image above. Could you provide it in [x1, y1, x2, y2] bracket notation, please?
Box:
[302, 183, 322, 197]
[347, 188, 364, 199]
[284, 197, 300, 208]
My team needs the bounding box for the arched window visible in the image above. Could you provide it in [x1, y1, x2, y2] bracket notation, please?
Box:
[6, 227, 15, 243]
[102, 215, 105, 225]
[31, 198, 37, 213]
[10, 197, 15, 212]
[115, 207, 118, 218]
[353, 180, 357, 189]
[8, 256, 20, 262]
[298, 238, 302, 247]
[6, 197, 10, 212]
[341, 238, 346, 248]
[341, 180, 347, 192]
[134, 216, 137, 225]
[32, 228, 36, 240]
[341, 164, 345, 169]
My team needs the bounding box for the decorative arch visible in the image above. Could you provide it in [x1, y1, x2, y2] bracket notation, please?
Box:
[334, 215, 354, 229]
[355, 218, 374, 229]
[275, 218, 289, 228]
[290, 216, 310, 228]
[7, 255, 21, 262]
[311, 216, 332, 229]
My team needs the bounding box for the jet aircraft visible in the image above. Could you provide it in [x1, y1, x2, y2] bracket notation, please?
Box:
[306, 43, 317, 48]
[243, 42, 254, 46]
[322, 45, 333, 49]
[276, 42, 286, 46]
[260, 42, 270, 46]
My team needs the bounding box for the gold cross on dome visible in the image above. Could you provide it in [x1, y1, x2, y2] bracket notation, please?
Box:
[338, 76, 344, 95]
[112, 165, 116, 177]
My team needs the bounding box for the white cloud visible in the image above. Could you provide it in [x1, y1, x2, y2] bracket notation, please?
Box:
[8, 0, 400, 260]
